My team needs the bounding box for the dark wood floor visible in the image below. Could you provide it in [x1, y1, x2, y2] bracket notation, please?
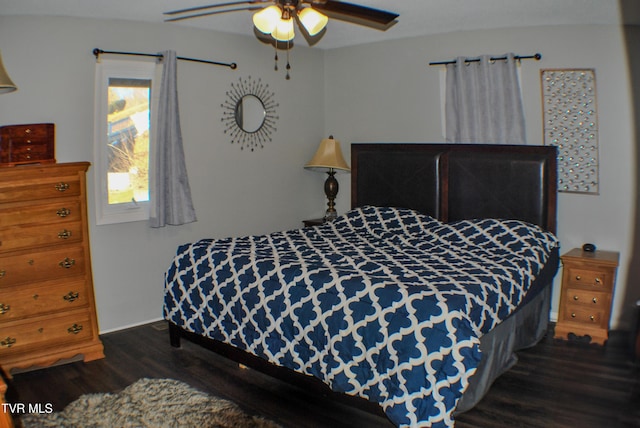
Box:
[5, 322, 639, 428]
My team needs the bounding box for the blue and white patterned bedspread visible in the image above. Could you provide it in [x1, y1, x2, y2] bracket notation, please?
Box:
[163, 206, 558, 427]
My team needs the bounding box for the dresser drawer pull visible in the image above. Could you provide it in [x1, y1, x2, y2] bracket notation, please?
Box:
[592, 297, 598, 304]
[0, 270, 5, 279]
[0, 337, 16, 348]
[58, 229, 72, 239]
[58, 258, 76, 269]
[57, 208, 71, 217]
[590, 315, 595, 321]
[573, 295, 579, 301]
[575, 275, 581, 281]
[0, 303, 10, 314]
[571, 313, 576, 318]
[55, 182, 70, 192]
[63, 291, 79, 303]
[67, 324, 83, 335]
[594, 277, 601, 284]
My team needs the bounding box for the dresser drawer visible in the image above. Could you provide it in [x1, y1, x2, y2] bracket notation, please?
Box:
[0, 222, 83, 253]
[565, 267, 611, 291]
[0, 279, 88, 321]
[0, 176, 81, 204]
[0, 200, 81, 228]
[0, 246, 85, 287]
[0, 312, 94, 356]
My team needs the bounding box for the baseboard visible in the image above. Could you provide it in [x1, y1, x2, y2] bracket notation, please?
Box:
[99, 317, 164, 335]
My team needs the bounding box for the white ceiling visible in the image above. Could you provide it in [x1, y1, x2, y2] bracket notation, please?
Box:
[0, 0, 627, 49]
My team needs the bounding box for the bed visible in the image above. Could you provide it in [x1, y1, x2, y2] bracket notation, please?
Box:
[164, 143, 559, 427]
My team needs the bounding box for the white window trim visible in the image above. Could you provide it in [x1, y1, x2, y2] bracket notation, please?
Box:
[93, 59, 160, 225]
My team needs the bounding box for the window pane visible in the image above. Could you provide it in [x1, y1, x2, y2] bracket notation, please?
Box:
[107, 78, 151, 205]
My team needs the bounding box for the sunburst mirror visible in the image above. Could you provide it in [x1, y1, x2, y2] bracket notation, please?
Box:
[221, 76, 278, 151]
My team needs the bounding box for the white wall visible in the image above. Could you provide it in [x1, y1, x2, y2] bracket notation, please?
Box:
[324, 25, 637, 330]
[0, 16, 327, 332]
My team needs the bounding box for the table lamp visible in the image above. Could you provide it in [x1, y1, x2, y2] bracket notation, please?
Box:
[305, 135, 350, 220]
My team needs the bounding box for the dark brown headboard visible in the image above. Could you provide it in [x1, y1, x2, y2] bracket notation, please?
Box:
[351, 143, 557, 233]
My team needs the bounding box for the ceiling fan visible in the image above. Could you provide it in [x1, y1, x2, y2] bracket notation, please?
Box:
[164, 1, 399, 78]
[164, 0, 399, 44]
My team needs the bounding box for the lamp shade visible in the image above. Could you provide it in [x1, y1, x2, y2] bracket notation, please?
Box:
[305, 136, 350, 171]
[0, 51, 17, 94]
[298, 8, 328, 36]
[272, 17, 295, 41]
[253, 5, 281, 34]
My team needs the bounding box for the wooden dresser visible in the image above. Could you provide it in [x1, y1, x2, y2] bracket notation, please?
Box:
[554, 248, 620, 345]
[0, 162, 104, 377]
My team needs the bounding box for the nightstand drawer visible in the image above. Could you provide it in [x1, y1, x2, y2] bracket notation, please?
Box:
[560, 305, 607, 328]
[566, 267, 611, 290]
[563, 288, 609, 309]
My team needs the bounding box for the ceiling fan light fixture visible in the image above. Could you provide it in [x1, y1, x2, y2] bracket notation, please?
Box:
[298, 8, 328, 36]
[272, 17, 295, 41]
[253, 5, 281, 34]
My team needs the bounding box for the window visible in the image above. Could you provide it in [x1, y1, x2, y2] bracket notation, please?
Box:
[94, 59, 159, 225]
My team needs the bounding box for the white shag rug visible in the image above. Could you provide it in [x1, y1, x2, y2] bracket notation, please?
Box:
[19, 378, 281, 428]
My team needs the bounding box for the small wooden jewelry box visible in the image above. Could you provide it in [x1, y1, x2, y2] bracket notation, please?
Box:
[0, 123, 55, 167]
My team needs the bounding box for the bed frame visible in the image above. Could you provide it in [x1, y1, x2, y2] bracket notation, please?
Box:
[168, 143, 559, 419]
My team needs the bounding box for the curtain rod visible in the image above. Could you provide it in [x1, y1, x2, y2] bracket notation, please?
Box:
[92, 48, 237, 70]
[429, 53, 541, 66]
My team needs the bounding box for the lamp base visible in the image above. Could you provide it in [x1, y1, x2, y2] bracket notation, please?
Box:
[324, 210, 337, 221]
[324, 169, 339, 221]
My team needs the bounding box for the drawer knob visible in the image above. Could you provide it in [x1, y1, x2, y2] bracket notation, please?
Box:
[67, 324, 83, 335]
[595, 277, 601, 284]
[55, 182, 70, 192]
[573, 295, 579, 301]
[63, 291, 79, 303]
[0, 337, 16, 348]
[58, 258, 76, 269]
[571, 313, 576, 318]
[57, 208, 71, 217]
[58, 229, 72, 239]
[575, 275, 581, 281]
[592, 297, 598, 304]
[0, 270, 5, 279]
[0, 303, 10, 314]
[590, 315, 595, 321]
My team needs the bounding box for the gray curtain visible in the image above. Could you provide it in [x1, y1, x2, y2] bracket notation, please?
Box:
[150, 50, 197, 228]
[445, 53, 526, 144]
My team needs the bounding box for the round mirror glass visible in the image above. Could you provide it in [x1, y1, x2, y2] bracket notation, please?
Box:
[235, 94, 266, 133]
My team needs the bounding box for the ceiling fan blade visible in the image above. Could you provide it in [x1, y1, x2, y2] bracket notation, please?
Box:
[310, 0, 399, 30]
[165, 5, 265, 22]
[164, 1, 271, 16]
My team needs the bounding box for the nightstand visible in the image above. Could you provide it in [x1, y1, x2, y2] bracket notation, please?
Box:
[554, 248, 620, 345]
[302, 218, 325, 227]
